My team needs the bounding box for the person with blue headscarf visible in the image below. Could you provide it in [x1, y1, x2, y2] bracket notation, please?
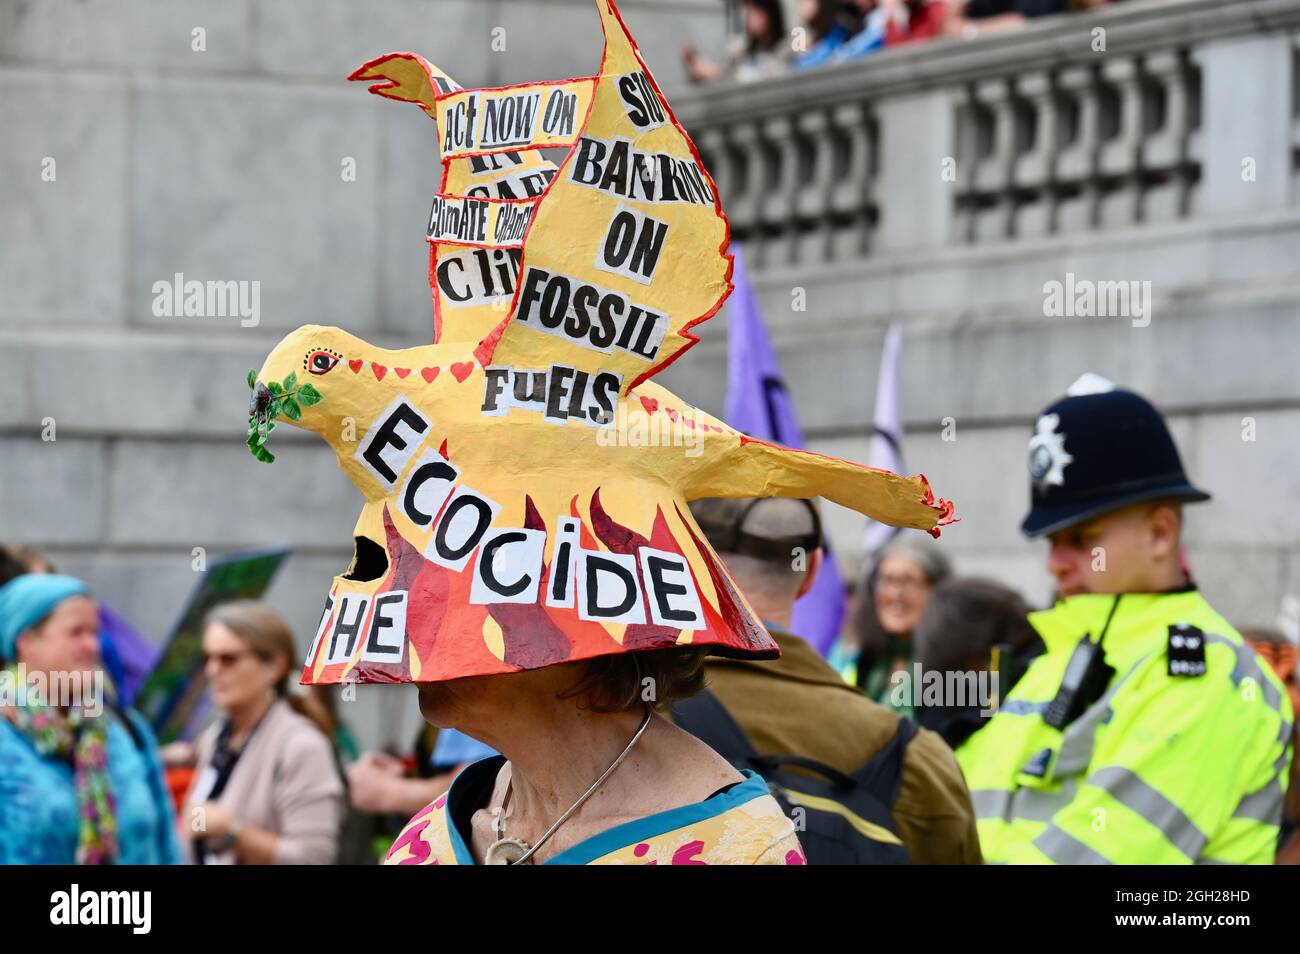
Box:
[0, 573, 181, 865]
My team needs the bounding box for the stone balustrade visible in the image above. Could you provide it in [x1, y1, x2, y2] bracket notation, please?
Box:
[675, 0, 1300, 266]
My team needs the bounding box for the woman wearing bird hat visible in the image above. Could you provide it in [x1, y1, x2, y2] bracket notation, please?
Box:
[245, 0, 953, 865]
[0, 573, 181, 864]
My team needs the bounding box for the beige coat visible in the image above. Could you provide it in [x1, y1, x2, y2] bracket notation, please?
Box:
[180, 698, 344, 865]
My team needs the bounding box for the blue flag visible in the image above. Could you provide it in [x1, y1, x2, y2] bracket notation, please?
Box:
[723, 244, 846, 656]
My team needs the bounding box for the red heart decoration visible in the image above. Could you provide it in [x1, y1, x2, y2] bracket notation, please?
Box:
[421, 367, 440, 383]
[371, 364, 387, 381]
[666, 409, 679, 423]
[348, 359, 363, 374]
[684, 418, 696, 429]
[639, 396, 659, 415]
[451, 361, 474, 382]
[394, 367, 410, 379]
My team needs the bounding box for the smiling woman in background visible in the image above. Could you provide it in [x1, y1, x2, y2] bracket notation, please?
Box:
[0, 573, 181, 865]
[830, 537, 953, 716]
[179, 601, 343, 865]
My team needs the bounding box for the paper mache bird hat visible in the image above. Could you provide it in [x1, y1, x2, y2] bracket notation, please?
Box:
[247, 0, 955, 687]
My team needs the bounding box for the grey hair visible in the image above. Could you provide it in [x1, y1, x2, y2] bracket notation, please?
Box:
[872, 535, 952, 585]
[849, 534, 954, 683]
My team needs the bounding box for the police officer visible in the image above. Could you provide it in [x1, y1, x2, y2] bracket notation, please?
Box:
[958, 376, 1293, 864]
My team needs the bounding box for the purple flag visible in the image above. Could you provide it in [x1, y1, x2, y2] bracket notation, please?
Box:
[99, 604, 160, 707]
[723, 244, 846, 656]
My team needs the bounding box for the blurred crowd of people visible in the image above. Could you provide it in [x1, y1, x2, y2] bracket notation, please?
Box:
[1, 357, 1297, 867]
[684, 0, 1130, 84]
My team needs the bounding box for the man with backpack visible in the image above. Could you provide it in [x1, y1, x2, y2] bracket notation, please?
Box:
[678, 497, 982, 864]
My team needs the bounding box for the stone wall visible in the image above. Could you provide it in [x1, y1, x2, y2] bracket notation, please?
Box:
[3, 0, 1298, 752]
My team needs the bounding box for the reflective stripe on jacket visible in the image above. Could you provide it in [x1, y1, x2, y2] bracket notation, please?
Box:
[957, 589, 1293, 864]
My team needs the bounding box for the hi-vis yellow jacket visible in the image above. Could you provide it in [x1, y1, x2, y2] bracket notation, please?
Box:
[957, 589, 1293, 864]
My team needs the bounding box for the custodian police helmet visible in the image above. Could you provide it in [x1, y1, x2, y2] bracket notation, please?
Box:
[1021, 375, 1210, 538]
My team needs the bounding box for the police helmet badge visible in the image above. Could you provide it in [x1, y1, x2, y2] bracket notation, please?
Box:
[1028, 413, 1073, 490]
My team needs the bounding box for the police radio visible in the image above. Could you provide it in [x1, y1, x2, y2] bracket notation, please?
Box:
[1042, 595, 1123, 730]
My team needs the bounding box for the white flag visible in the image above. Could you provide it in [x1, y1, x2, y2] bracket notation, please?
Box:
[863, 323, 904, 555]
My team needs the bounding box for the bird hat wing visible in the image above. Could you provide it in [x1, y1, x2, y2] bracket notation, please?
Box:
[475, 0, 730, 396]
[349, 53, 563, 347]
[350, 1, 729, 393]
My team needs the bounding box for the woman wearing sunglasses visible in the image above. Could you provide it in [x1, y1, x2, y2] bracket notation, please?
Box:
[179, 601, 343, 864]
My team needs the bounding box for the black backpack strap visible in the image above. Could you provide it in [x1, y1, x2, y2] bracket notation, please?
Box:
[747, 754, 858, 790]
[894, 714, 919, 748]
[853, 716, 918, 806]
[671, 689, 760, 765]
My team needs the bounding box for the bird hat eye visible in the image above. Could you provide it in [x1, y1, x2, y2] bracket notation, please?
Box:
[307, 350, 340, 375]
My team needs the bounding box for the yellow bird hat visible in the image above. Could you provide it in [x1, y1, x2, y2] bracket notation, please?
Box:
[248, 0, 955, 686]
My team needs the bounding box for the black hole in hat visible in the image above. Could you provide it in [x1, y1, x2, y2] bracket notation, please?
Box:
[344, 536, 388, 582]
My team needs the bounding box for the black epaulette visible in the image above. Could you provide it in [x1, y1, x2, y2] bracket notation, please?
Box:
[1167, 622, 1207, 677]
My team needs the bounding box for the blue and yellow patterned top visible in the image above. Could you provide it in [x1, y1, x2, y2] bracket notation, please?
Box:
[386, 756, 806, 866]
